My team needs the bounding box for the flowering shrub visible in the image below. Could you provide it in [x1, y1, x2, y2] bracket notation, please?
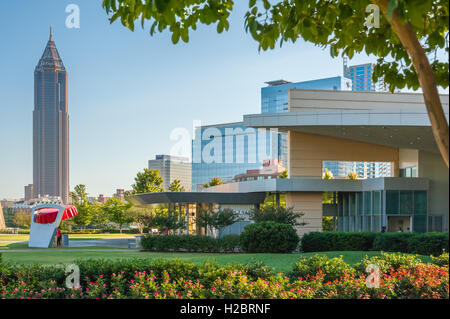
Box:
[1, 253, 448, 299]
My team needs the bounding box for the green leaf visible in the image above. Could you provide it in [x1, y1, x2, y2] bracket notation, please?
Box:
[171, 31, 180, 44]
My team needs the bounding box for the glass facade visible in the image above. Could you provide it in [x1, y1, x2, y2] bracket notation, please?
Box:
[261, 77, 351, 168]
[337, 190, 428, 233]
[192, 123, 281, 190]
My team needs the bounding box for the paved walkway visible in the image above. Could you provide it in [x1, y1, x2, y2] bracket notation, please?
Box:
[0, 249, 136, 252]
[0, 237, 138, 252]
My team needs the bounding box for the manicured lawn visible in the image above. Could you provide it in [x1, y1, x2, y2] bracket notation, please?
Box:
[0, 242, 131, 250]
[0, 250, 432, 273]
[0, 233, 135, 241]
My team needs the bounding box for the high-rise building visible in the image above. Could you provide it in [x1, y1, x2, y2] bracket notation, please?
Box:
[149, 155, 192, 191]
[24, 184, 34, 201]
[33, 28, 69, 203]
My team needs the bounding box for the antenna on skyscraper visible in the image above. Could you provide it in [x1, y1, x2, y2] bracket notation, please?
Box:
[50, 25, 53, 41]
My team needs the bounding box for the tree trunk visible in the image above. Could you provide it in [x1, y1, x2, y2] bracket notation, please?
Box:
[372, 0, 449, 167]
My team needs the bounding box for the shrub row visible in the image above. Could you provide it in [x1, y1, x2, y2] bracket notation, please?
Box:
[141, 222, 300, 253]
[141, 235, 241, 253]
[301, 232, 449, 256]
[0, 252, 448, 299]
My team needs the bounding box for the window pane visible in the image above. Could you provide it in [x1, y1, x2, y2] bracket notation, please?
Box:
[386, 190, 399, 214]
[373, 191, 381, 215]
[400, 191, 413, 215]
[414, 191, 427, 215]
[357, 192, 363, 215]
[413, 215, 427, 233]
[363, 192, 371, 215]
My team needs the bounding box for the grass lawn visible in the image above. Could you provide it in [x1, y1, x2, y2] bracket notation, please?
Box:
[0, 242, 131, 250]
[0, 233, 135, 241]
[0, 250, 432, 273]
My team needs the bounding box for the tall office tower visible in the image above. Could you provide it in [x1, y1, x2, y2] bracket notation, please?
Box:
[33, 28, 70, 203]
[261, 76, 352, 168]
[24, 184, 34, 201]
[149, 155, 192, 192]
[343, 59, 377, 92]
[192, 123, 281, 190]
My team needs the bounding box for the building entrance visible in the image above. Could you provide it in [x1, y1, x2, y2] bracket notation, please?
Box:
[387, 216, 412, 232]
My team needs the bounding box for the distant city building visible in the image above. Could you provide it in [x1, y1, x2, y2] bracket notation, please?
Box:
[97, 194, 110, 204]
[33, 28, 70, 203]
[0, 199, 19, 208]
[149, 155, 192, 191]
[343, 59, 388, 92]
[13, 195, 63, 213]
[114, 189, 125, 201]
[233, 159, 285, 182]
[24, 184, 34, 201]
[323, 161, 393, 179]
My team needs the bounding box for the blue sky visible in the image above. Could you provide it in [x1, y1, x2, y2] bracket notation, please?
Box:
[0, 0, 446, 199]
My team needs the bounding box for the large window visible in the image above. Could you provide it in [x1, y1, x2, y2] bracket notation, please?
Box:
[400, 191, 413, 215]
[414, 191, 427, 215]
[386, 190, 399, 214]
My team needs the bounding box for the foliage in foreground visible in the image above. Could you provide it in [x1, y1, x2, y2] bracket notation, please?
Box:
[0, 252, 448, 299]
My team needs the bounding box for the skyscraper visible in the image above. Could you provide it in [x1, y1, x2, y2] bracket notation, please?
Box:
[33, 28, 69, 203]
[149, 155, 192, 191]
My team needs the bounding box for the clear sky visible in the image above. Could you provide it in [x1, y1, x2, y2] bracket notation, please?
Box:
[0, 0, 446, 199]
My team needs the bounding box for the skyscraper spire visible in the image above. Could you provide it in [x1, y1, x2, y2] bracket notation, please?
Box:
[50, 25, 53, 41]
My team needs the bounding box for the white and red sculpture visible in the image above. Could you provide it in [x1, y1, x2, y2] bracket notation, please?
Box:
[29, 204, 78, 248]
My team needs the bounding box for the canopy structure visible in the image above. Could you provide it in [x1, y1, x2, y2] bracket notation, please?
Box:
[34, 206, 78, 224]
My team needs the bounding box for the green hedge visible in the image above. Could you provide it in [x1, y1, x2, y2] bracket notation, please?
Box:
[240, 221, 300, 253]
[140, 234, 240, 253]
[300, 232, 377, 252]
[301, 231, 449, 256]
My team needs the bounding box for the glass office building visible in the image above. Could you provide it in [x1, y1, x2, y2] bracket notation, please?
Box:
[261, 77, 352, 114]
[192, 122, 281, 190]
[261, 77, 352, 170]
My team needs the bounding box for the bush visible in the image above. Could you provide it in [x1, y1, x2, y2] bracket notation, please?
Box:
[140, 234, 240, 253]
[301, 232, 449, 256]
[373, 233, 413, 253]
[301, 232, 377, 252]
[355, 252, 424, 275]
[217, 235, 241, 252]
[240, 221, 299, 253]
[289, 255, 355, 282]
[430, 251, 449, 267]
[0, 257, 448, 299]
[408, 233, 449, 256]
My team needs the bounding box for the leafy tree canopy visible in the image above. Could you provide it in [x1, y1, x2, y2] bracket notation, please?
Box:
[168, 179, 185, 192]
[102, 0, 448, 92]
[103, 0, 450, 166]
[132, 168, 165, 193]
